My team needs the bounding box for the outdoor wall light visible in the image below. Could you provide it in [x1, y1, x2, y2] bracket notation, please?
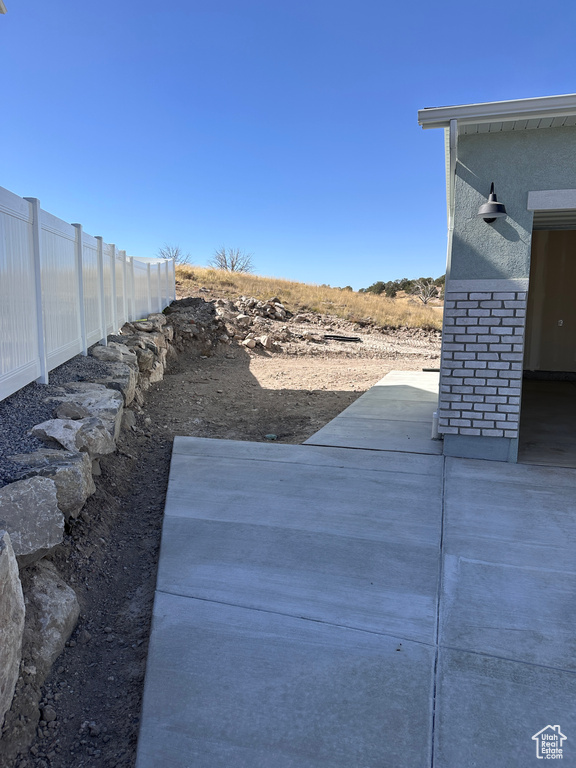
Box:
[478, 182, 507, 223]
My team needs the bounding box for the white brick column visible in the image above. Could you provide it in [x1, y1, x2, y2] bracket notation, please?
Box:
[438, 279, 529, 439]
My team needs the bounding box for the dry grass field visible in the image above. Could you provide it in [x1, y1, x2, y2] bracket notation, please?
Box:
[176, 265, 443, 330]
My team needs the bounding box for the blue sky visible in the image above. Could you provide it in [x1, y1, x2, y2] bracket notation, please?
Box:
[2, 1, 575, 290]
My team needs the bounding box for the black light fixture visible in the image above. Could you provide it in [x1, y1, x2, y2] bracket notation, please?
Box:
[478, 182, 507, 223]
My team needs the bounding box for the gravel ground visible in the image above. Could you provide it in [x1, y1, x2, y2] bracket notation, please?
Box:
[0, 355, 114, 488]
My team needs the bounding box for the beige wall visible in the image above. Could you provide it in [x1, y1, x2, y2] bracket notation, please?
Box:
[525, 230, 576, 371]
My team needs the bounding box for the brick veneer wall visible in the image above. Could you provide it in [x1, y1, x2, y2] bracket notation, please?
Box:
[439, 288, 527, 438]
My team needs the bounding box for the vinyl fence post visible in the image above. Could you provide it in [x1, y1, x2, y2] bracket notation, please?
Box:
[95, 236, 107, 345]
[127, 253, 135, 320]
[172, 258, 176, 301]
[156, 263, 162, 313]
[147, 263, 152, 316]
[121, 249, 128, 322]
[24, 197, 49, 384]
[110, 244, 118, 332]
[72, 223, 88, 355]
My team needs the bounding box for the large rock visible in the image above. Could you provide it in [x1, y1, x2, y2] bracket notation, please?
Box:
[30, 417, 116, 459]
[133, 314, 167, 332]
[0, 478, 64, 567]
[148, 361, 165, 383]
[90, 341, 137, 369]
[144, 330, 167, 350]
[121, 333, 160, 354]
[132, 320, 155, 332]
[135, 347, 155, 372]
[147, 312, 167, 328]
[0, 531, 25, 729]
[20, 559, 79, 679]
[52, 382, 124, 440]
[10, 449, 95, 521]
[94, 361, 137, 406]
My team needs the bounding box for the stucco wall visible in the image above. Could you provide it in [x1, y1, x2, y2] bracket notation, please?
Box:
[449, 125, 576, 280]
[440, 124, 576, 460]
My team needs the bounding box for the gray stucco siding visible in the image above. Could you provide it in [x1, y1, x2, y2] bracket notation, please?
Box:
[449, 126, 576, 281]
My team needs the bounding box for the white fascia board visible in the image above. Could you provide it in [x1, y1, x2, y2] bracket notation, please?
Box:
[418, 93, 576, 130]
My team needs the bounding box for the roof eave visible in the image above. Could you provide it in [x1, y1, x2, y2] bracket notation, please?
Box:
[418, 93, 576, 130]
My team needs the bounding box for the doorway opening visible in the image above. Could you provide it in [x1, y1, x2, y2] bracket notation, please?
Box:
[519, 228, 576, 467]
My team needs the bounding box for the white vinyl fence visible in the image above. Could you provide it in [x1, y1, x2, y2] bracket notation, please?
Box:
[0, 185, 176, 402]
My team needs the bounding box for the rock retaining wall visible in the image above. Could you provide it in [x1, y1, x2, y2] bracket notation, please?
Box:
[0, 298, 238, 757]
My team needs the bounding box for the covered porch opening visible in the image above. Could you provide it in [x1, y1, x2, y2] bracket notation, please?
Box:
[519, 225, 576, 467]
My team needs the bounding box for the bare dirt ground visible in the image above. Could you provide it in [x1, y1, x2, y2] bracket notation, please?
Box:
[6, 299, 441, 768]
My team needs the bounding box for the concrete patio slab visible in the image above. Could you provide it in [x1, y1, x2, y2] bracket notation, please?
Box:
[305, 371, 441, 453]
[171, 435, 442, 474]
[158, 439, 443, 643]
[337, 394, 438, 422]
[158, 516, 440, 642]
[137, 370, 576, 768]
[440, 555, 576, 669]
[372, 370, 440, 394]
[136, 593, 436, 768]
[443, 457, 576, 570]
[434, 648, 576, 768]
[164, 449, 443, 546]
[306, 416, 443, 453]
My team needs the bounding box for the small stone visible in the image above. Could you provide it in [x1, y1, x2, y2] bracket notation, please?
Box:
[121, 410, 137, 430]
[41, 706, 57, 722]
[264, 434, 277, 441]
[258, 335, 273, 350]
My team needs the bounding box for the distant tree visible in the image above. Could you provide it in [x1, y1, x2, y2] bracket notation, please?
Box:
[434, 274, 446, 299]
[361, 274, 445, 300]
[398, 278, 415, 293]
[364, 281, 386, 295]
[411, 278, 439, 305]
[341, 285, 354, 292]
[209, 247, 254, 273]
[157, 243, 192, 265]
